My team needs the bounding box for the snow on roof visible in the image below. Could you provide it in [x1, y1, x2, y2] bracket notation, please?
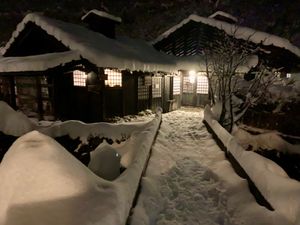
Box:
[81, 9, 122, 23]
[1, 13, 176, 73]
[208, 11, 238, 23]
[152, 14, 300, 58]
[0, 51, 80, 72]
[116, 36, 176, 69]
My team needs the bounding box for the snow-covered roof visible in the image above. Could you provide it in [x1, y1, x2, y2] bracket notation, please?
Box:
[1, 13, 175, 73]
[81, 9, 122, 23]
[153, 14, 300, 58]
[208, 11, 238, 23]
[0, 51, 80, 72]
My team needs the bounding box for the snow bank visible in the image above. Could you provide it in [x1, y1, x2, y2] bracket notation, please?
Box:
[204, 106, 300, 224]
[0, 109, 162, 225]
[232, 126, 300, 155]
[0, 101, 35, 136]
[0, 130, 115, 225]
[267, 83, 299, 103]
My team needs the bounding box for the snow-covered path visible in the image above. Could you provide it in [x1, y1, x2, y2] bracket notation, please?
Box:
[129, 108, 242, 225]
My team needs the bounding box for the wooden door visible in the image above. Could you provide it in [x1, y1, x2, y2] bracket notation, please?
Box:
[182, 75, 197, 106]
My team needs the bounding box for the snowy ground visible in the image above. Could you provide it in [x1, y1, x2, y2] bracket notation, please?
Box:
[129, 107, 286, 225]
[0, 102, 295, 225]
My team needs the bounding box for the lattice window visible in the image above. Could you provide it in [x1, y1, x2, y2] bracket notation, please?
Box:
[41, 87, 49, 98]
[138, 77, 149, 100]
[104, 69, 122, 87]
[197, 74, 209, 94]
[152, 77, 162, 98]
[73, 70, 87, 87]
[173, 76, 181, 95]
[183, 76, 194, 93]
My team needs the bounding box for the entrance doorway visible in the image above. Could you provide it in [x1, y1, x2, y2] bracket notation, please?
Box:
[181, 72, 209, 106]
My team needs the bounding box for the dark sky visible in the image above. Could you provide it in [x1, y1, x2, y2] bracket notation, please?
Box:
[0, 0, 299, 46]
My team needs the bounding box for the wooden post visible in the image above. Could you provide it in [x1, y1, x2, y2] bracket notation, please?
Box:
[36, 76, 43, 120]
[98, 68, 105, 121]
[148, 76, 152, 109]
[9, 76, 17, 109]
[134, 74, 138, 114]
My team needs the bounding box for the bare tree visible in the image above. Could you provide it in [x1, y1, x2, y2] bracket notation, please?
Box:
[204, 30, 276, 132]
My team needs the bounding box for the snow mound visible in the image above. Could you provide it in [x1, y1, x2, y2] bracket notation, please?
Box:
[0, 101, 35, 136]
[0, 130, 117, 225]
[232, 126, 300, 155]
[118, 131, 148, 168]
[88, 141, 121, 181]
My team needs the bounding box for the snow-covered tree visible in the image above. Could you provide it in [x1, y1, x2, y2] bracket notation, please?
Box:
[204, 30, 276, 132]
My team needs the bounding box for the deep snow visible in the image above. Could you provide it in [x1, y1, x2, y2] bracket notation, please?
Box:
[0, 104, 162, 225]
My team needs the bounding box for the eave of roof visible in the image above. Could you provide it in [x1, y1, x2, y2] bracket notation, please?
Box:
[0, 51, 81, 73]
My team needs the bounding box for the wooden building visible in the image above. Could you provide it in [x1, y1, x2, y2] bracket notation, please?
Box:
[153, 11, 300, 107]
[0, 11, 180, 122]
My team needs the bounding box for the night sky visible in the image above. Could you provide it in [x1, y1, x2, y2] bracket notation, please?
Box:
[0, 0, 299, 46]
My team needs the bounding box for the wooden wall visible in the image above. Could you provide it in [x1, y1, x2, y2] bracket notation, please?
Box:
[0, 75, 54, 120]
[0, 69, 180, 122]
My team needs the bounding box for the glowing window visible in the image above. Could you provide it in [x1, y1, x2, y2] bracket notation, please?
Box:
[286, 73, 291, 78]
[183, 76, 194, 93]
[104, 69, 122, 87]
[197, 74, 209, 94]
[152, 77, 162, 98]
[73, 70, 87, 87]
[173, 76, 181, 95]
[138, 76, 151, 100]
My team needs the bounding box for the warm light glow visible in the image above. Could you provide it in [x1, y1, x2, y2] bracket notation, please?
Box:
[104, 69, 122, 87]
[152, 77, 162, 98]
[173, 76, 181, 95]
[73, 70, 87, 87]
[197, 74, 209, 94]
[286, 73, 291, 78]
[188, 70, 196, 83]
[274, 71, 281, 78]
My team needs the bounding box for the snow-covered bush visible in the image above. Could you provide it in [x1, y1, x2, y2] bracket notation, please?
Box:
[88, 141, 121, 180]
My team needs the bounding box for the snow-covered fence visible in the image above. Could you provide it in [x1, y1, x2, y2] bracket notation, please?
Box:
[0, 108, 162, 225]
[203, 105, 300, 224]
